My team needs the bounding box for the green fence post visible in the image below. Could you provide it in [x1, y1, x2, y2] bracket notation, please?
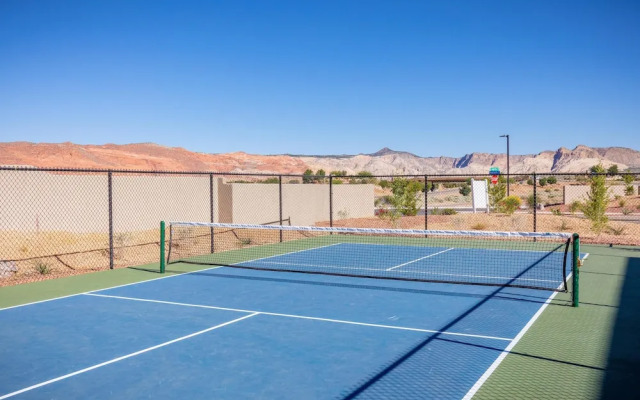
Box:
[572, 233, 580, 307]
[160, 221, 166, 274]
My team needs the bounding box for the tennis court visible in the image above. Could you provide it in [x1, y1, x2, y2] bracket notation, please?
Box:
[0, 223, 586, 399]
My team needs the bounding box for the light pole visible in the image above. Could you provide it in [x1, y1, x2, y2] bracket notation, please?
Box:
[500, 134, 510, 196]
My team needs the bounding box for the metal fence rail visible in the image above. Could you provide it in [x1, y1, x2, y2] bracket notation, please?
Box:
[1, 166, 638, 286]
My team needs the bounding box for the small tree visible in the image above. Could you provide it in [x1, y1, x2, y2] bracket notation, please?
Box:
[546, 176, 557, 184]
[316, 169, 326, 183]
[623, 174, 635, 195]
[390, 178, 424, 216]
[499, 195, 522, 215]
[581, 164, 610, 234]
[488, 176, 506, 210]
[302, 169, 314, 184]
[607, 164, 619, 175]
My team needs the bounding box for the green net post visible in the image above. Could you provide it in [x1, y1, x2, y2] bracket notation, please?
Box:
[160, 221, 166, 274]
[572, 233, 579, 307]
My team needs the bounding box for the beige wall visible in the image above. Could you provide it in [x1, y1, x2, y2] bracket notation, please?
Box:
[0, 171, 374, 234]
[563, 184, 639, 204]
[0, 170, 108, 233]
[220, 182, 375, 226]
[112, 175, 213, 231]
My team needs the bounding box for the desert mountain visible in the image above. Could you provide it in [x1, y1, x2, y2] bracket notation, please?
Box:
[1, 142, 638, 175]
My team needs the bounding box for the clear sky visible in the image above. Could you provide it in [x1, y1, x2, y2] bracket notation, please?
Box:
[1, 0, 639, 157]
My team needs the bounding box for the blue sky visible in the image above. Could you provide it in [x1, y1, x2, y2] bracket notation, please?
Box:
[1, 0, 639, 157]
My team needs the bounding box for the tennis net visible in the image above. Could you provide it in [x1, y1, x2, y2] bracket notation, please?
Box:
[161, 222, 580, 299]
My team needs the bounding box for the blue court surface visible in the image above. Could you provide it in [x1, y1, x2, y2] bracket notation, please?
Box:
[0, 243, 581, 399]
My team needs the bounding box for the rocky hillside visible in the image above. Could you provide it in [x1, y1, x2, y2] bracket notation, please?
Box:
[301, 145, 639, 175]
[1, 142, 638, 175]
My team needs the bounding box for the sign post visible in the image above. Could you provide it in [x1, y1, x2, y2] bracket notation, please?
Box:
[489, 167, 500, 185]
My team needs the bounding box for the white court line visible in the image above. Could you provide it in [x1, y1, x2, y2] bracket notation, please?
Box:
[0, 243, 342, 312]
[0, 312, 258, 400]
[245, 260, 561, 284]
[344, 241, 567, 254]
[85, 293, 513, 342]
[386, 248, 454, 271]
[461, 273, 571, 399]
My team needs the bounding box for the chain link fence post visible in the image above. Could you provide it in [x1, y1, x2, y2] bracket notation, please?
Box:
[329, 175, 333, 228]
[108, 170, 114, 269]
[533, 172, 537, 232]
[279, 175, 283, 242]
[209, 173, 214, 253]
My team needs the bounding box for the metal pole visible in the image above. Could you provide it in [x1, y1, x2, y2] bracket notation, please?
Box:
[506, 135, 510, 196]
[279, 175, 283, 243]
[160, 221, 165, 274]
[533, 172, 537, 232]
[108, 171, 114, 270]
[209, 173, 214, 253]
[572, 233, 580, 307]
[424, 175, 428, 231]
[329, 176, 333, 228]
[500, 134, 510, 197]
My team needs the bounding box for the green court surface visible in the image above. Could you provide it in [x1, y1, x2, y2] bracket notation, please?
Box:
[1, 244, 638, 399]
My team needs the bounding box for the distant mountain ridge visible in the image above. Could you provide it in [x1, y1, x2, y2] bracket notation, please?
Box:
[1, 142, 638, 175]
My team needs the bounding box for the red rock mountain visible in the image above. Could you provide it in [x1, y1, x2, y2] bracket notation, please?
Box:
[1, 142, 638, 174]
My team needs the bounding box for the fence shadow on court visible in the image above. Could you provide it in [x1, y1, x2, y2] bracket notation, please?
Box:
[599, 256, 640, 399]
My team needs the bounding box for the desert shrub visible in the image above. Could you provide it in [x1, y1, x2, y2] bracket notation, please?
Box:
[471, 223, 487, 230]
[378, 179, 390, 189]
[526, 178, 534, 185]
[539, 178, 547, 187]
[333, 179, 343, 184]
[526, 194, 540, 209]
[622, 174, 635, 195]
[560, 220, 570, 231]
[607, 164, 619, 175]
[618, 198, 626, 208]
[551, 208, 562, 216]
[569, 201, 582, 214]
[498, 195, 522, 215]
[608, 225, 625, 236]
[34, 260, 51, 275]
[546, 176, 557, 184]
[582, 164, 610, 233]
[459, 184, 471, 196]
[337, 209, 350, 220]
[288, 179, 300, 184]
[622, 208, 632, 216]
[442, 208, 458, 215]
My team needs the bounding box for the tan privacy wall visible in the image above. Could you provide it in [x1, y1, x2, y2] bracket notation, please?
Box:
[218, 182, 375, 226]
[563, 184, 639, 204]
[0, 170, 373, 233]
[0, 170, 108, 233]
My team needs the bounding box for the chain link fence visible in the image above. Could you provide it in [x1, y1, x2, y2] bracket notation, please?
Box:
[1, 167, 638, 286]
